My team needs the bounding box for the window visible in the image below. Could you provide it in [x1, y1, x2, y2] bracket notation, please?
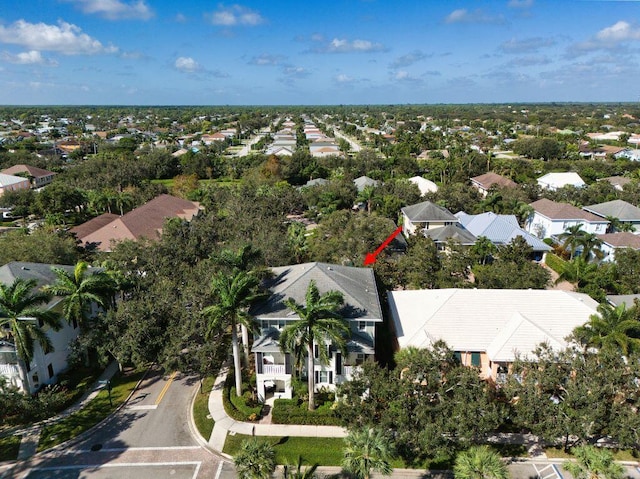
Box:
[316, 371, 333, 384]
[453, 352, 461, 363]
[48, 363, 54, 379]
[355, 353, 365, 365]
[314, 344, 319, 359]
[471, 352, 481, 367]
[358, 321, 366, 331]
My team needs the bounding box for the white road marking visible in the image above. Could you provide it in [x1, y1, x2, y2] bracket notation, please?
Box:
[27, 461, 201, 471]
[214, 460, 224, 479]
[77, 446, 201, 453]
[127, 405, 158, 410]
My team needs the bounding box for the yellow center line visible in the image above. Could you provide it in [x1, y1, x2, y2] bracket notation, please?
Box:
[155, 371, 177, 405]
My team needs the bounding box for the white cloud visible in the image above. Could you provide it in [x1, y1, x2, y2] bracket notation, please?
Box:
[335, 74, 354, 83]
[175, 56, 201, 73]
[208, 4, 265, 26]
[175, 13, 187, 23]
[323, 38, 385, 53]
[282, 65, 309, 78]
[596, 21, 640, 42]
[62, 0, 153, 20]
[1, 50, 58, 66]
[249, 54, 284, 66]
[0, 20, 117, 55]
[444, 9, 504, 25]
[500, 37, 556, 54]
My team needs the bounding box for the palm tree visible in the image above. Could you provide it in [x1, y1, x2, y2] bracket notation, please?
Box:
[558, 224, 586, 260]
[0, 278, 61, 388]
[279, 280, 349, 410]
[577, 233, 603, 262]
[572, 303, 640, 355]
[342, 427, 394, 479]
[564, 445, 624, 479]
[44, 261, 116, 332]
[357, 185, 377, 214]
[453, 445, 509, 479]
[234, 438, 276, 479]
[555, 257, 598, 288]
[283, 455, 319, 479]
[203, 270, 263, 397]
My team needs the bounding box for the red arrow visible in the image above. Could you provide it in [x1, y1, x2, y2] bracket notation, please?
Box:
[364, 225, 403, 266]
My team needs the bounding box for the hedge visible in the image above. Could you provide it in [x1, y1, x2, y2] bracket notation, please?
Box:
[272, 398, 341, 426]
[545, 253, 566, 275]
[222, 374, 262, 422]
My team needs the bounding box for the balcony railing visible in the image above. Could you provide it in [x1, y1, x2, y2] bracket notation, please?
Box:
[0, 363, 21, 378]
[262, 364, 286, 375]
[342, 365, 360, 379]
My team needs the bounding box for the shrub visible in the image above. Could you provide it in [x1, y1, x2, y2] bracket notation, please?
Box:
[222, 373, 262, 421]
[272, 398, 341, 426]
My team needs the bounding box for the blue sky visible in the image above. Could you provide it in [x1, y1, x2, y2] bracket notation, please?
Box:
[0, 1, 639, 105]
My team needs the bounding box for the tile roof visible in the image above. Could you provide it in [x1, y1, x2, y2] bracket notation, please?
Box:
[537, 172, 585, 189]
[401, 201, 457, 223]
[530, 198, 607, 222]
[583, 200, 640, 221]
[252, 262, 382, 322]
[388, 288, 599, 362]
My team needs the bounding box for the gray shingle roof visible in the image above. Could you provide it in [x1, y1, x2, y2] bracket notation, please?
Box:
[583, 200, 640, 221]
[423, 224, 477, 245]
[252, 262, 382, 322]
[401, 201, 457, 222]
[0, 262, 76, 309]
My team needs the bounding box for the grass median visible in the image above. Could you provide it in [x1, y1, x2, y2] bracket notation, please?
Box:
[193, 376, 215, 440]
[37, 368, 146, 452]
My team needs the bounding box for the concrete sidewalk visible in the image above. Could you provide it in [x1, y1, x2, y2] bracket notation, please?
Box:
[7, 361, 120, 461]
[207, 366, 347, 452]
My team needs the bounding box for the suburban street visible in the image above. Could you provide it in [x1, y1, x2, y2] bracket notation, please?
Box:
[2, 365, 235, 479]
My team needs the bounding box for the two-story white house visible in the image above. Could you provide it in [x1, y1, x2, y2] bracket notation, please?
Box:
[251, 262, 382, 402]
[526, 198, 609, 239]
[0, 262, 81, 394]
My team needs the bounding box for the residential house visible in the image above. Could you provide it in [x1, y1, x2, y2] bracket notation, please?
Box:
[0, 173, 30, 196]
[408, 176, 439, 196]
[456, 211, 551, 261]
[70, 194, 201, 252]
[537, 172, 586, 191]
[401, 200, 458, 236]
[251, 262, 382, 401]
[388, 288, 599, 382]
[598, 176, 631, 191]
[583, 199, 640, 233]
[1, 164, 56, 189]
[0, 262, 86, 394]
[422, 224, 477, 249]
[265, 145, 294, 157]
[353, 176, 379, 192]
[309, 140, 342, 158]
[470, 172, 517, 197]
[597, 232, 640, 262]
[614, 149, 640, 162]
[526, 198, 609, 239]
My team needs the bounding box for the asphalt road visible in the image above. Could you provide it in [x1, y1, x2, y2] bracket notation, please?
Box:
[4, 365, 236, 479]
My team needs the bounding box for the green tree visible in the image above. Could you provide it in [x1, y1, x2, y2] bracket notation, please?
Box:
[572, 303, 640, 355]
[44, 261, 116, 332]
[342, 427, 394, 479]
[279, 280, 348, 410]
[558, 224, 586, 260]
[577, 233, 603, 262]
[453, 446, 509, 479]
[564, 445, 624, 479]
[202, 270, 262, 397]
[0, 278, 61, 385]
[234, 438, 276, 479]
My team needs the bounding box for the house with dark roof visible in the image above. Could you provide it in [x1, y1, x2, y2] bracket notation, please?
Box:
[0, 164, 56, 188]
[526, 198, 609, 239]
[583, 200, 640, 233]
[251, 262, 382, 401]
[0, 262, 81, 394]
[470, 172, 517, 197]
[423, 224, 477, 249]
[70, 194, 201, 252]
[401, 200, 458, 236]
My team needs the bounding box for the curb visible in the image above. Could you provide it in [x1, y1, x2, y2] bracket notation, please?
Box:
[187, 379, 233, 461]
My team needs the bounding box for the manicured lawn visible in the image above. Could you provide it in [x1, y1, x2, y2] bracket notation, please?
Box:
[37, 368, 146, 451]
[545, 446, 637, 461]
[193, 377, 215, 440]
[222, 434, 434, 468]
[0, 435, 21, 461]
